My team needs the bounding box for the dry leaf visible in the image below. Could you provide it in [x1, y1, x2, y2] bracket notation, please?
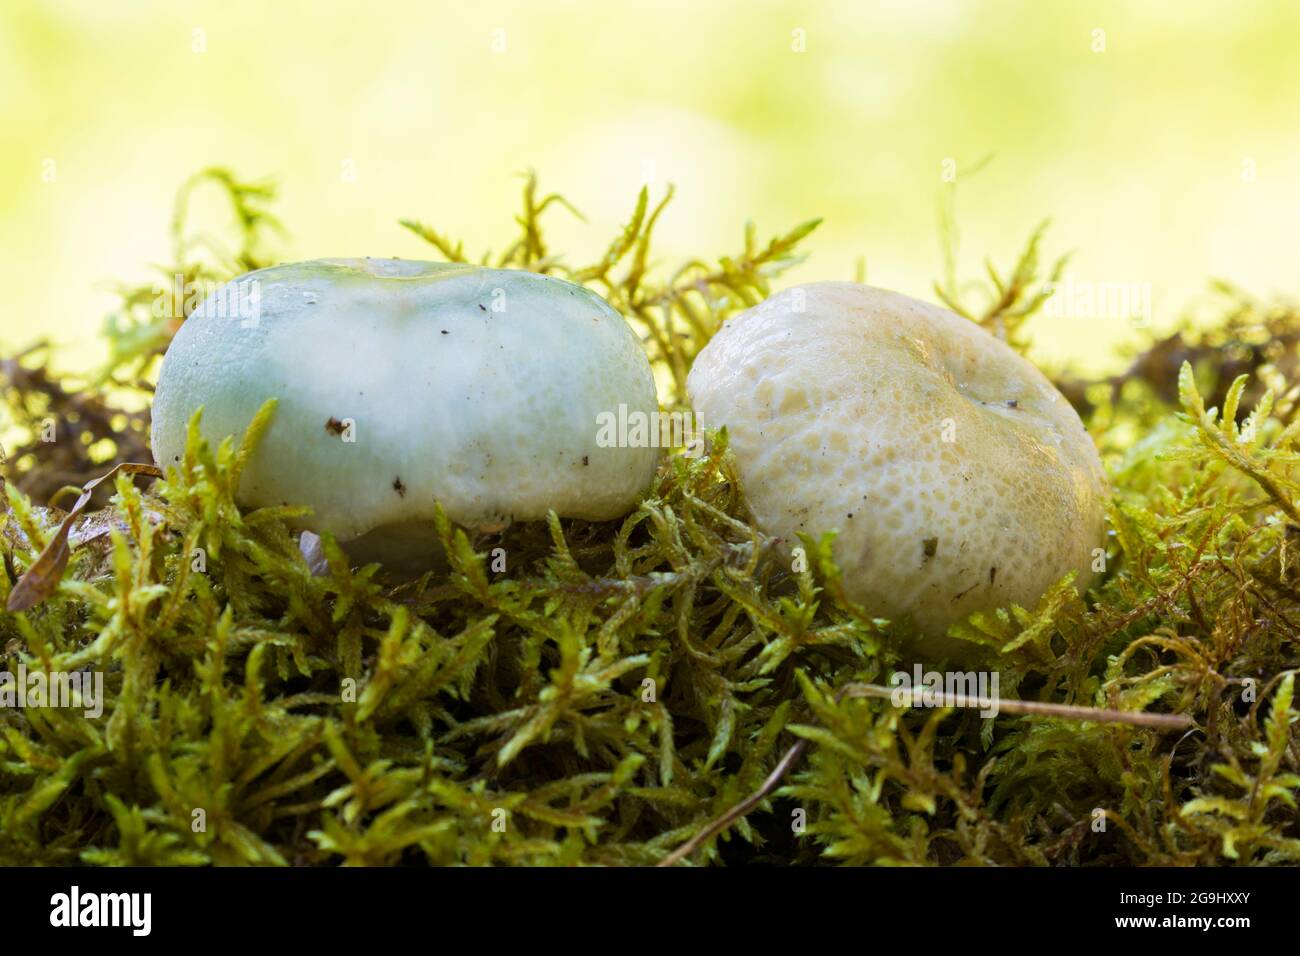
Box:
[5, 461, 162, 612]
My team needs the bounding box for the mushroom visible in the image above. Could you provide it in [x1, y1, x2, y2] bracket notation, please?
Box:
[151, 258, 660, 566]
[687, 282, 1107, 645]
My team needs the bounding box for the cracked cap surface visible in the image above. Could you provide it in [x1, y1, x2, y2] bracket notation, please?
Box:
[687, 282, 1108, 638]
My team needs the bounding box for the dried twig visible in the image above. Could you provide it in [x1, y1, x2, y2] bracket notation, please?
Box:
[840, 683, 1193, 729]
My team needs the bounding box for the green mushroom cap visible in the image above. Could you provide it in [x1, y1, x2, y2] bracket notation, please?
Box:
[151, 258, 661, 564]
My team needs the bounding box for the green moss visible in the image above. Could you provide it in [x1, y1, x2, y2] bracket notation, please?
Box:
[0, 170, 1297, 866]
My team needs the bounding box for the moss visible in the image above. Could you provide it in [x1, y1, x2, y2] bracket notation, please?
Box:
[0, 170, 1297, 866]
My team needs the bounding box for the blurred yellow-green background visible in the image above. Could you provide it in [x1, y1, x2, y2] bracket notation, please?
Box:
[3, 0, 1299, 376]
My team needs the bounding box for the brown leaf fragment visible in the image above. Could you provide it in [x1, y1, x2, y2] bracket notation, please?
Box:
[6, 462, 162, 612]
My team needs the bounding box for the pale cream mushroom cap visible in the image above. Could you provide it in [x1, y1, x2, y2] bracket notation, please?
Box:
[151, 259, 660, 562]
[687, 282, 1107, 640]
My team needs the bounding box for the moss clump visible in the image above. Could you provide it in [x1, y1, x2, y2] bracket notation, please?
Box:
[0, 171, 1297, 866]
